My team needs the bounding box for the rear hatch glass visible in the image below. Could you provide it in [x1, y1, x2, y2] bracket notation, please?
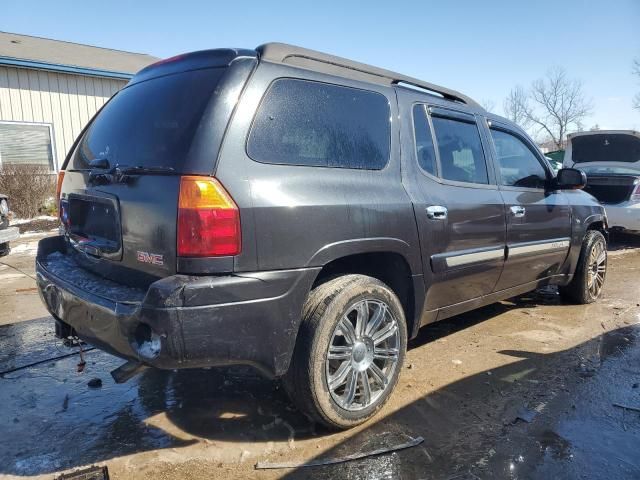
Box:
[571, 134, 640, 164]
[69, 67, 226, 172]
[61, 67, 228, 279]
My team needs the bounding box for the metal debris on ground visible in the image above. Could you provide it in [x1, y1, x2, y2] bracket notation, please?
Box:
[613, 403, 640, 413]
[0, 348, 96, 377]
[255, 436, 424, 469]
[77, 342, 87, 373]
[54, 465, 109, 480]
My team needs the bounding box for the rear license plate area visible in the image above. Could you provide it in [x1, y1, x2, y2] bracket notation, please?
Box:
[66, 194, 121, 258]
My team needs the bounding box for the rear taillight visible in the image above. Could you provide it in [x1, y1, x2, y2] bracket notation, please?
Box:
[56, 171, 65, 205]
[177, 176, 241, 257]
[56, 171, 66, 225]
[632, 182, 640, 202]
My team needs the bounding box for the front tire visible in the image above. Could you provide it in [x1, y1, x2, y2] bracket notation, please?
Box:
[559, 230, 607, 304]
[285, 274, 407, 430]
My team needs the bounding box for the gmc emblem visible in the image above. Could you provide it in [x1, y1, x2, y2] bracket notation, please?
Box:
[136, 251, 164, 266]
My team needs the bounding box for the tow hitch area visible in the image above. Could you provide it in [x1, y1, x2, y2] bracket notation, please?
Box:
[110, 360, 148, 384]
[54, 465, 109, 480]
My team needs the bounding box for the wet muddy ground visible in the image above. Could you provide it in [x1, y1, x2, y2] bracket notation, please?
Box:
[0, 233, 639, 479]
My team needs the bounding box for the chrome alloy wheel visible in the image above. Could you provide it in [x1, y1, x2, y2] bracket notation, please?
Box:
[325, 299, 400, 411]
[587, 239, 607, 297]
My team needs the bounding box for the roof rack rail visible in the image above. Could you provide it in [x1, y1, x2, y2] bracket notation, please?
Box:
[256, 42, 481, 109]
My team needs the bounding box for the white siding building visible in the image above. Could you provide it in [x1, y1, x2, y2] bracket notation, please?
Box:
[0, 32, 157, 171]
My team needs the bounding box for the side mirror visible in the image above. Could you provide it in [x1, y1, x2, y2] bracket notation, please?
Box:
[555, 168, 587, 190]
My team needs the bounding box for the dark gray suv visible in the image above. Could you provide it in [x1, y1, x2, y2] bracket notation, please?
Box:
[37, 43, 608, 429]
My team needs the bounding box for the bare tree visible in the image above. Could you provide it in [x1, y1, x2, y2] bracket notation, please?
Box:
[480, 98, 496, 113]
[502, 85, 529, 127]
[522, 67, 592, 149]
[634, 58, 640, 111]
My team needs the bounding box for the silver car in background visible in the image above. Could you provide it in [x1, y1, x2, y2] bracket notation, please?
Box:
[564, 130, 640, 234]
[0, 194, 19, 256]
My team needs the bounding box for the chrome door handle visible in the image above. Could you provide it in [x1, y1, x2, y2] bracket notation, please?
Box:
[426, 205, 448, 220]
[510, 206, 526, 218]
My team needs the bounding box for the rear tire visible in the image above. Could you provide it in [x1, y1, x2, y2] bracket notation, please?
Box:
[559, 230, 607, 304]
[285, 274, 407, 430]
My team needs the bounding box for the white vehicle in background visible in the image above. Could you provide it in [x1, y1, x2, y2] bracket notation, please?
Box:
[0, 195, 19, 256]
[564, 130, 640, 234]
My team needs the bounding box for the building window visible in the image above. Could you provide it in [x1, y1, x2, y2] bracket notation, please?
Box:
[0, 122, 55, 171]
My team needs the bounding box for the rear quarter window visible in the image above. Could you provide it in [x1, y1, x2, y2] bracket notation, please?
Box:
[247, 78, 390, 170]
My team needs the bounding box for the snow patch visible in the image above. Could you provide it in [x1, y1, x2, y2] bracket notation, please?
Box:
[9, 241, 39, 255]
[10, 215, 57, 226]
[18, 229, 58, 238]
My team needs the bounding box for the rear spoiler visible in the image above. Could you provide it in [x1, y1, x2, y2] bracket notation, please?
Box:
[129, 48, 257, 86]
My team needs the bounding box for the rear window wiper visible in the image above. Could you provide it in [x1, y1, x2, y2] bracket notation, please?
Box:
[88, 164, 176, 185]
[113, 165, 176, 176]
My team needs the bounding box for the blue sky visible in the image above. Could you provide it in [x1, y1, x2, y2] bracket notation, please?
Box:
[3, 0, 639, 131]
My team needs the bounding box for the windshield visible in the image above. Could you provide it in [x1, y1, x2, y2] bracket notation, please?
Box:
[571, 133, 640, 164]
[69, 68, 225, 171]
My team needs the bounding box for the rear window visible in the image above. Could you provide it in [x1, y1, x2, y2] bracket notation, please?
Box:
[247, 78, 390, 170]
[571, 134, 640, 164]
[69, 68, 225, 171]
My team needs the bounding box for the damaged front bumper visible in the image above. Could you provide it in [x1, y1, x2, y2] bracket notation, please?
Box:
[36, 236, 318, 377]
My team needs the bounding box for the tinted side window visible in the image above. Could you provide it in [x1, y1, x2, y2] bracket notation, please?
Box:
[247, 79, 390, 169]
[491, 129, 547, 188]
[431, 117, 488, 184]
[412, 105, 437, 175]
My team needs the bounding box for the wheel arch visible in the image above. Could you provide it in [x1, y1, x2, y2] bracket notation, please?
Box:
[584, 213, 609, 241]
[308, 248, 424, 341]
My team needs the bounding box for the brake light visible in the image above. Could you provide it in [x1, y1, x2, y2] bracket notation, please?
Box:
[56, 171, 65, 205]
[56, 171, 66, 223]
[177, 176, 241, 257]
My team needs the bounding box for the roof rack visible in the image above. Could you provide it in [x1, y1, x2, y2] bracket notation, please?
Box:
[256, 43, 481, 109]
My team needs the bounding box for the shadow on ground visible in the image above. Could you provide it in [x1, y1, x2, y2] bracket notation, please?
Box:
[608, 231, 640, 252]
[280, 322, 640, 479]
[1, 286, 639, 478]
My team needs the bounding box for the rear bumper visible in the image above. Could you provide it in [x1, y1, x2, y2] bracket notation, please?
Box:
[36, 236, 318, 377]
[0, 226, 19, 244]
[603, 202, 640, 232]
